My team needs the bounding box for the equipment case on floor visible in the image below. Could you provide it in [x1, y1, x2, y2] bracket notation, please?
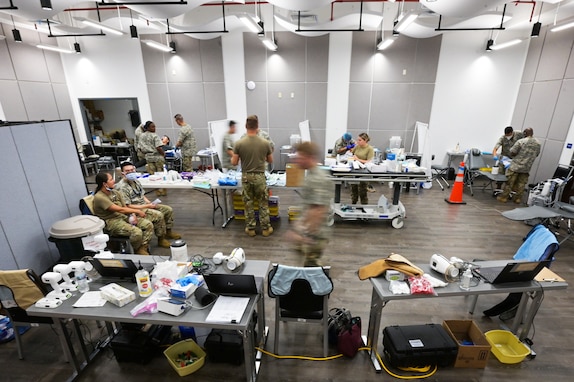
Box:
[383, 324, 458, 368]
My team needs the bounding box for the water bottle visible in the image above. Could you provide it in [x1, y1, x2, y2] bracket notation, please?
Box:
[75, 268, 89, 293]
[135, 263, 152, 297]
[129, 213, 137, 225]
[459, 268, 472, 291]
[163, 164, 168, 181]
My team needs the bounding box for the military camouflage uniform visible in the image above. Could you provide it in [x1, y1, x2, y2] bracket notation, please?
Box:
[177, 123, 197, 172]
[234, 135, 273, 232]
[115, 178, 175, 237]
[294, 166, 332, 267]
[494, 131, 523, 174]
[350, 144, 375, 204]
[221, 132, 236, 170]
[92, 189, 153, 251]
[134, 124, 145, 162]
[333, 136, 355, 156]
[499, 136, 541, 203]
[139, 131, 164, 173]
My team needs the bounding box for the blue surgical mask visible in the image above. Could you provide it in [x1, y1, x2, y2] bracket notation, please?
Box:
[105, 186, 114, 191]
[126, 172, 139, 181]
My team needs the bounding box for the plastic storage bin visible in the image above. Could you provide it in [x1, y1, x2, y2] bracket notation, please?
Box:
[485, 330, 530, 364]
[164, 339, 206, 376]
[48, 215, 105, 261]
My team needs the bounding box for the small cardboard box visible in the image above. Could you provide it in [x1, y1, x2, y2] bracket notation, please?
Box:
[443, 320, 491, 368]
[100, 283, 136, 307]
[286, 163, 304, 187]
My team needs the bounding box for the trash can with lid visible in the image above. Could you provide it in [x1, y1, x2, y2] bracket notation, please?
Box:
[49, 215, 105, 262]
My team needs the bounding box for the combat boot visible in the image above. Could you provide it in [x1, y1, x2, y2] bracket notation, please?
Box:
[165, 230, 181, 240]
[262, 227, 274, 237]
[158, 236, 171, 248]
[135, 246, 150, 256]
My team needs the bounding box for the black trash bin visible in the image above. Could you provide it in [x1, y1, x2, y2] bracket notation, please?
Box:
[49, 215, 105, 262]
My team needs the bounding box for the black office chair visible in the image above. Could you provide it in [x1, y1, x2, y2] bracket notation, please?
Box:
[472, 224, 559, 319]
[0, 269, 67, 360]
[268, 264, 333, 357]
[79, 142, 100, 176]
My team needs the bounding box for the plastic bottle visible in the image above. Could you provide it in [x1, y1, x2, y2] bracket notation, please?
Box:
[129, 213, 137, 225]
[163, 164, 168, 181]
[75, 267, 89, 293]
[135, 263, 152, 297]
[459, 268, 472, 291]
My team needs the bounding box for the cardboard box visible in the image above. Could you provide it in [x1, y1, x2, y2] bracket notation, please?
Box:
[100, 283, 136, 307]
[286, 163, 305, 187]
[443, 320, 491, 368]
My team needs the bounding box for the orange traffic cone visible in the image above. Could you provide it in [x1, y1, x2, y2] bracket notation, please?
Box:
[445, 162, 466, 205]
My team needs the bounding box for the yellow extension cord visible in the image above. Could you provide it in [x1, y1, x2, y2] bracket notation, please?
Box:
[254, 346, 438, 379]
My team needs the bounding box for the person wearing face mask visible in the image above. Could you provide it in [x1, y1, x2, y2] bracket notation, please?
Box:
[115, 162, 181, 249]
[92, 172, 153, 255]
[492, 126, 523, 174]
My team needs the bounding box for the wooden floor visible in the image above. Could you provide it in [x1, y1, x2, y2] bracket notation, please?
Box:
[2, 177, 573, 382]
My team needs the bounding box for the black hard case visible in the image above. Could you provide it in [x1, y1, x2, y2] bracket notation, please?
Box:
[383, 324, 458, 368]
[204, 329, 244, 365]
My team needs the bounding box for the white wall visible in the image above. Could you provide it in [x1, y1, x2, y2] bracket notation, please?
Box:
[325, 32, 353, 155]
[60, 37, 152, 143]
[429, 32, 529, 165]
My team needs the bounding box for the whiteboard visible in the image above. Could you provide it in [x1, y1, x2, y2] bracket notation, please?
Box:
[415, 121, 431, 177]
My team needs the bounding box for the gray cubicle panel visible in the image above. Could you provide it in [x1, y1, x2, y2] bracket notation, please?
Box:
[0, 121, 87, 273]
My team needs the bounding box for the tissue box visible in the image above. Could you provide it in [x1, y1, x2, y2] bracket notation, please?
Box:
[100, 283, 136, 307]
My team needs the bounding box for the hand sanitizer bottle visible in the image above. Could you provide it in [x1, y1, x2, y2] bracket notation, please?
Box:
[459, 268, 472, 291]
[135, 262, 152, 297]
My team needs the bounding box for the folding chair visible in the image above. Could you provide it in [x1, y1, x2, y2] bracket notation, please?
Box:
[0, 270, 68, 360]
[431, 155, 450, 191]
[268, 264, 333, 357]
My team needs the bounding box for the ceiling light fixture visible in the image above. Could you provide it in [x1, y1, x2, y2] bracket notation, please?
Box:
[490, 39, 522, 51]
[142, 39, 174, 52]
[37, 44, 74, 54]
[239, 14, 263, 33]
[550, 21, 574, 32]
[81, 19, 124, 36]
[531, 22, 541, 37]
[40, 0, 52, 10]
[395, 12, 418, 33]
[129, 10, 138, 39]
[12, 28, 22, 42]
[74, 42, 81, 54]
[261, 37, 277, 51]
[377, 38, 394, 51]
[485, 39, 494, 51]
[169, 41, 176, 53]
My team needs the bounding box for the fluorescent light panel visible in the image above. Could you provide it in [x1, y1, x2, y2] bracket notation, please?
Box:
[142, 39, 173, 52]
[81, 19, 124, 36]
[377, 39, 394, 51]
[395, 12, 418, 33]
[490, 39, 522, 50]
[550, 21, 574, 32]
[240, 15, 263, 33]
[261, 38, 277, 51]
[37, 44, 74, 54]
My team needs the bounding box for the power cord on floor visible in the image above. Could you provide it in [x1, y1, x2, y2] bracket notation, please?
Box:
[254, 346, 438, 379]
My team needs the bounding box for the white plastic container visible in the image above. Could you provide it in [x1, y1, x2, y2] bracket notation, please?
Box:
[170, 240, 188, 262]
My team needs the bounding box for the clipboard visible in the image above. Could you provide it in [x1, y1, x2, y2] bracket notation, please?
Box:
[535, 267, 565, 282]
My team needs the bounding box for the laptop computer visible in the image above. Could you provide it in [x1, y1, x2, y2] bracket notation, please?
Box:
[89, 258, 139, 280]
[203, 273, 260, 296]
[473, 260, 550, 284]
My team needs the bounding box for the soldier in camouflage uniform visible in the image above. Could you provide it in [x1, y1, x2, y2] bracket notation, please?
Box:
[285, 142, 332, 267]
[116, 162, 182, 249]
[492, 126, 523, 176]
[92, 172, 153, 255]
[174, 114, 197, 172]
[134, 123, 146, 164]
[221, 120, 237, 171]
[139, 121, 167, 196]
[232, 115, 274, 237]
[497, 127, 540, 204]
